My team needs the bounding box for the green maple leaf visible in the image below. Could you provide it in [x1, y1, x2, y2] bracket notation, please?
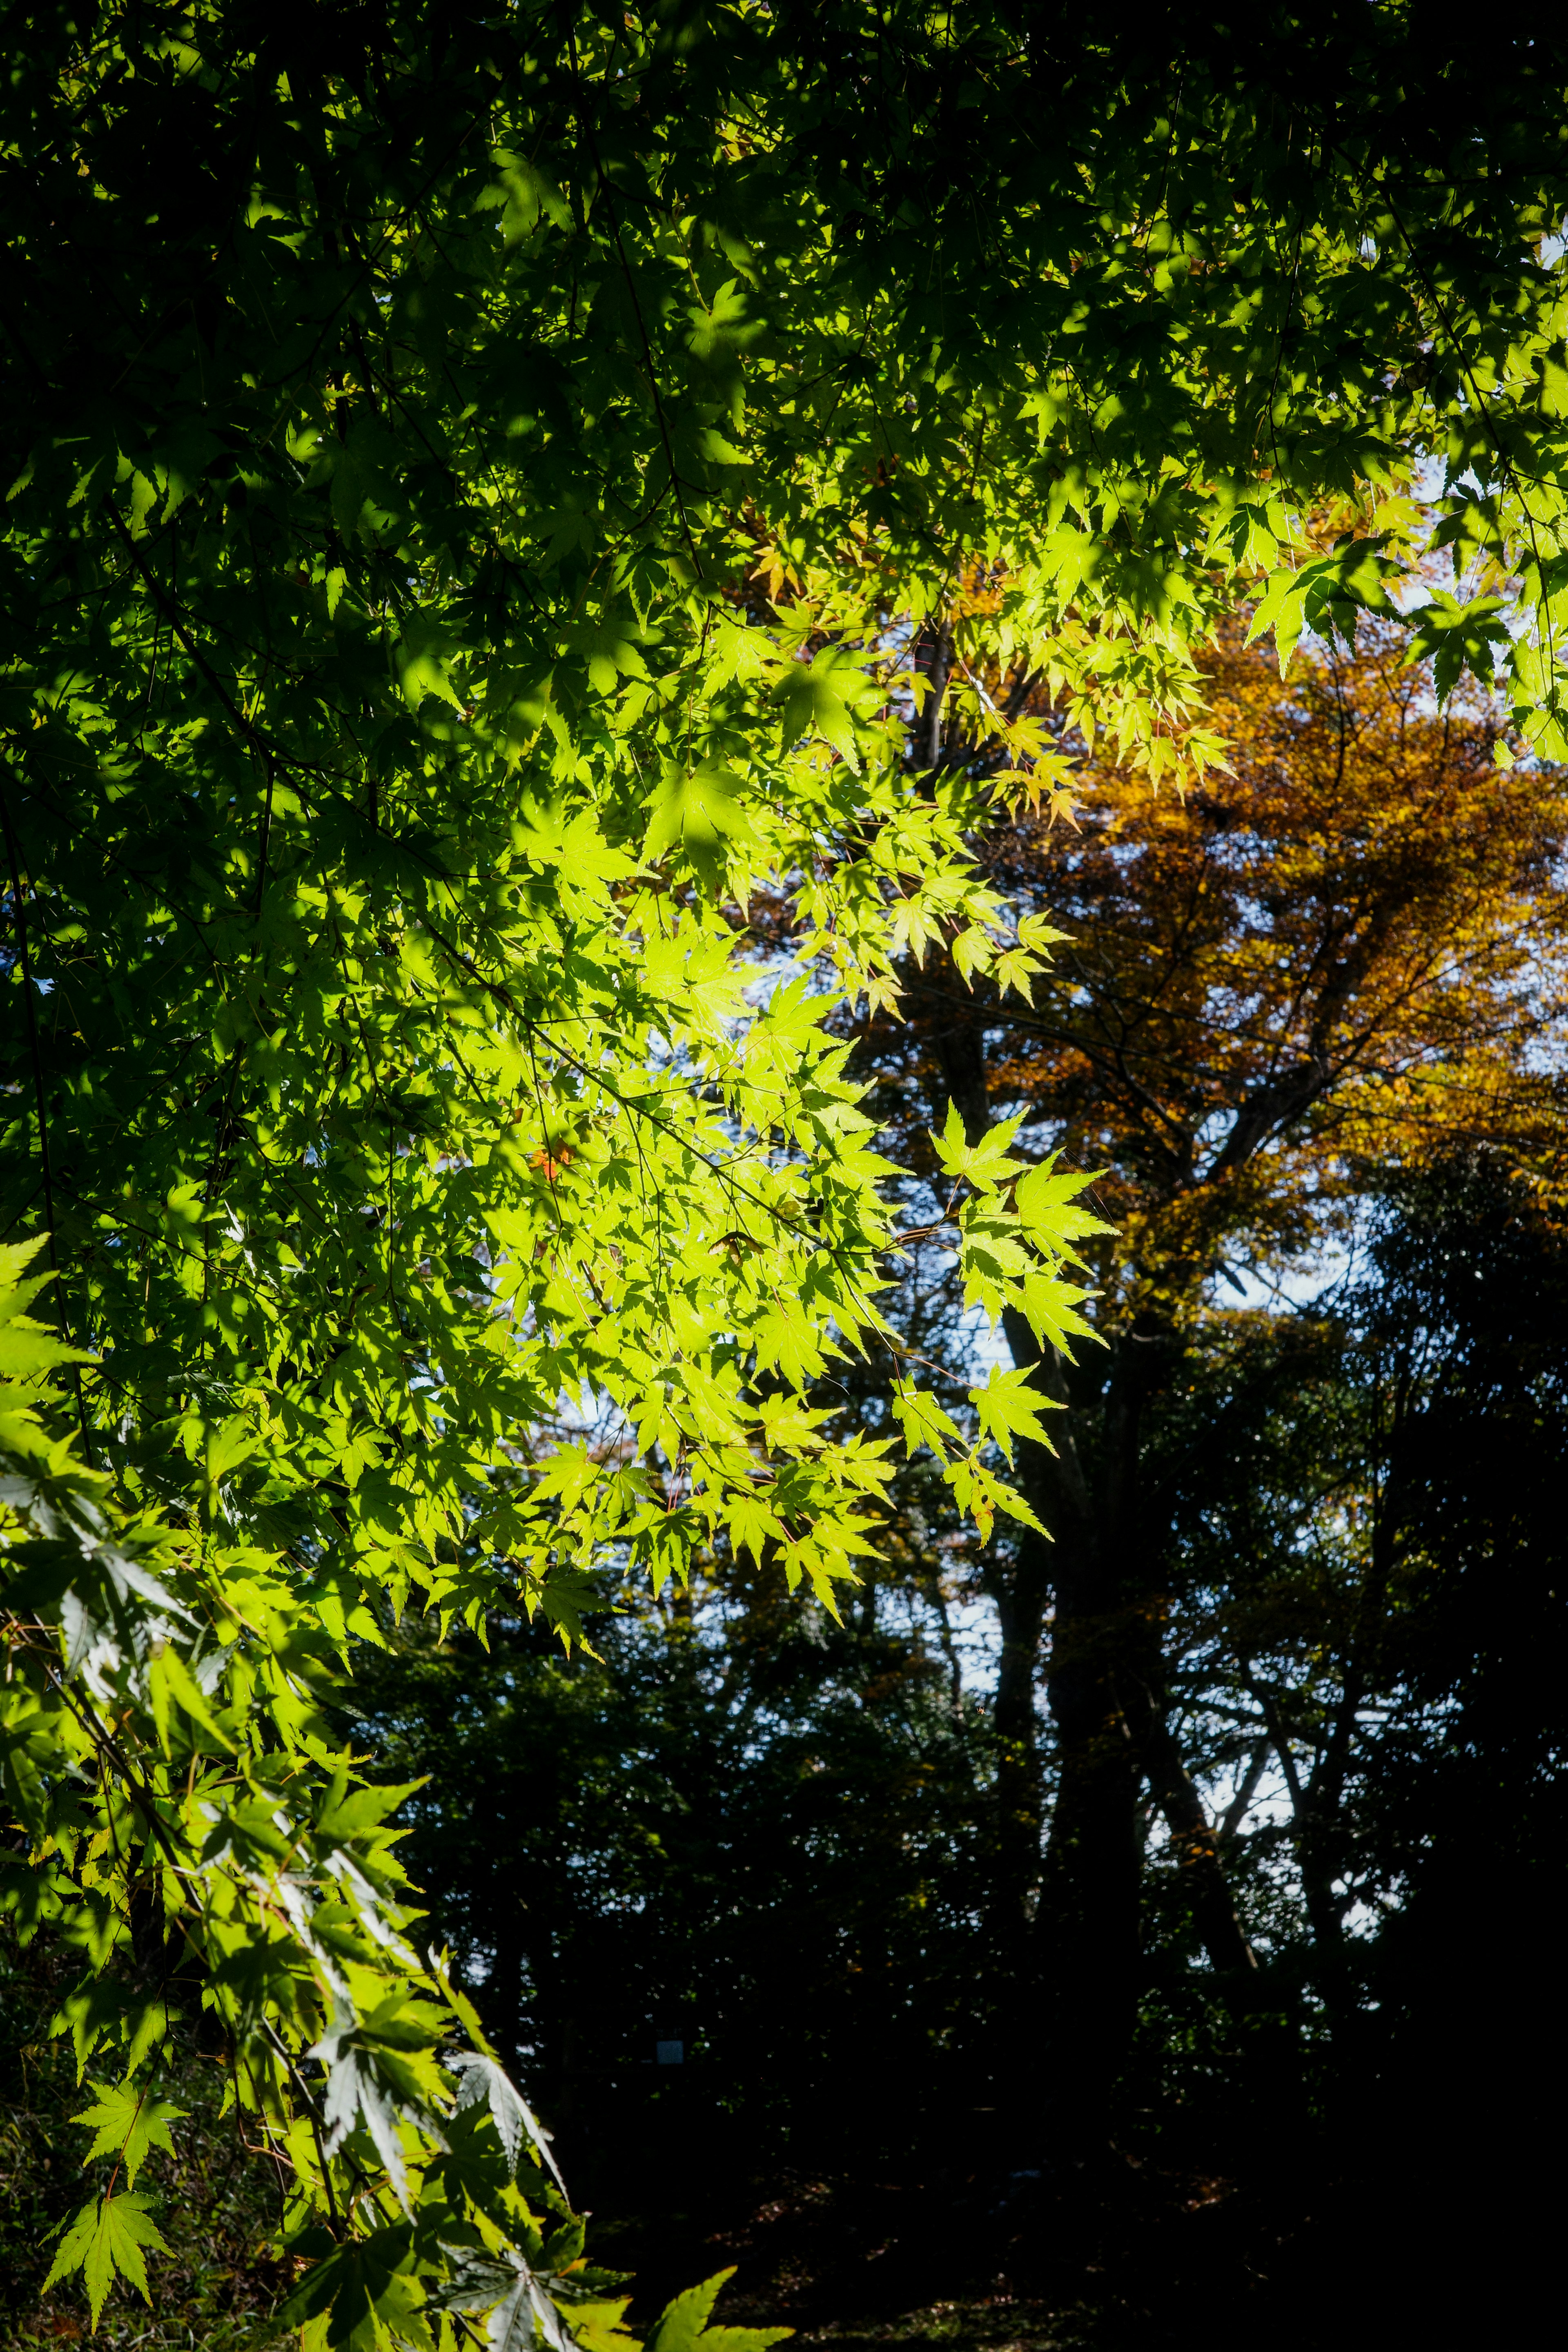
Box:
[726, 1490, 784, 1566]
[44, 2192, 170, 2326]
[751, 1298, 827, 1390]
[890, 1379, 962, 1461]
[646, 2268, 793, 2352]
[773, 648, 873, 766]
[1013, 1160, 1114, 1249]
[0, 1310, 91, 1379]
[969, 1362, 1059, 1466]
[644, 761, 756, 891]
[71, 2082, 187, 2187]
[931, 1101, 1027, 1191]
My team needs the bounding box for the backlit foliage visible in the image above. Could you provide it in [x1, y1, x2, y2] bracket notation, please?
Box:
[5, 5, 1568, 2341]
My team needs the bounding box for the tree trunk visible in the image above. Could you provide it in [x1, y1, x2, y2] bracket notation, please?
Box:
[931, 1002, 1256, 2156]
[1004, 1316, 1183, 2154]
[984, 1524, 1051, 1941]
[979, 1521, 1051, 2127]
[1031, 1590, 1148, 2151]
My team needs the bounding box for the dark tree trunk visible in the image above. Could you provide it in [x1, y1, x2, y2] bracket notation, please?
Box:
[1031, 1606, 1148, 2150]
[490, 1873, 527, 2078]
[1001, 1310, 1225, 2153]
[983, 1525, 1051, 1940]
[930, 998, 1255, 2158]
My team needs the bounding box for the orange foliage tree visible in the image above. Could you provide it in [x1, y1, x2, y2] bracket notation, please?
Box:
[853, 624, 1568, 2142]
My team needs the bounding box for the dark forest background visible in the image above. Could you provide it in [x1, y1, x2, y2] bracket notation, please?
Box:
[7, 635, 1567, 2345]
[336, 1153, 1567, 2349]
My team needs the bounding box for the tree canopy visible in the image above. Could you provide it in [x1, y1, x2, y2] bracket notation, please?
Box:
[5, 4, 1568, 2341]
[849, 620, 1568, 2132]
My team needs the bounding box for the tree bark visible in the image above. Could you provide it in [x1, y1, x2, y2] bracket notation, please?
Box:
[1031, 1599, 1148, 2149]
[917, 619, 953, 771]
[931, 1000, 1257, 2156]
[983, 1523, 1051, 1940]
[1001, 1306, 1236, 2151]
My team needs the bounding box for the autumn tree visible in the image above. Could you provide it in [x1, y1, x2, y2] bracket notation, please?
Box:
[854, 627, 1568, 2145]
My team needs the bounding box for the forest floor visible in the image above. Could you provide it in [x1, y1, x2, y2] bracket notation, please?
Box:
[596, 2149, 1346, 2352]
[603, 2119, 1552, 2352]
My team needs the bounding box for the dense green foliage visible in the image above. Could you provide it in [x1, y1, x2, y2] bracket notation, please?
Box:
[5, 2, 1568, 2340]
[2, 1931, 289, 2346]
